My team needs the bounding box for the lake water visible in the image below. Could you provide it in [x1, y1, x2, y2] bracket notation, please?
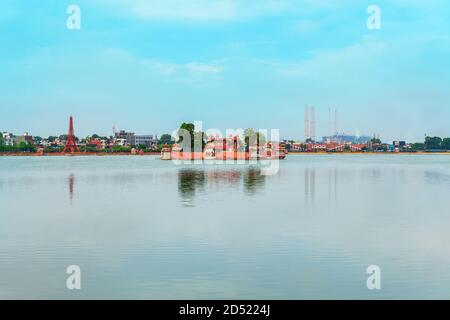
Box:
[1, 155, 450, 299]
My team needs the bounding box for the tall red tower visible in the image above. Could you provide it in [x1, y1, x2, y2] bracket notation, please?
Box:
[63, 115, 78, 154]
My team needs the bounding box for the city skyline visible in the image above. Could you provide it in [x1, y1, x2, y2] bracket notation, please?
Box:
[0, 110, 445, 144]
[1, 1, 450, 141]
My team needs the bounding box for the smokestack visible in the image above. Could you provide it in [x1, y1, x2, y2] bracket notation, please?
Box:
[328, 108, 332, 137]
[304, 105, 310, 141]
[334, 108, 338, 135]
[310, 106, 316, 142]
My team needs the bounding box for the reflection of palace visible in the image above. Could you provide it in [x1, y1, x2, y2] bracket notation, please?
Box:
[178, 168, 266, 206]
[178, 169, 206, 205]
[243, 168, 265, 195]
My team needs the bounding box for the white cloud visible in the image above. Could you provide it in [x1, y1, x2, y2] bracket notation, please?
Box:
[200, 38, 385, 86]
[273, 36, 388, 78]
[292, 19, 321, 34]
[98, 48, 223, 89]
[101, 47, 222, 75]
[141, 59, 222, 76]
[186, 62, 222, 74]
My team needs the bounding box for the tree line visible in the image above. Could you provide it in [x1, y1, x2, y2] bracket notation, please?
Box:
[172, 123, 267, 152]
[409, 136, 450, 151]
[2, 128, 450, 153]
[0, 141, 37, 153]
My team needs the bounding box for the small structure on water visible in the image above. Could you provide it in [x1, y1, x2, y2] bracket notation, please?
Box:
[160, 136, 287, 161]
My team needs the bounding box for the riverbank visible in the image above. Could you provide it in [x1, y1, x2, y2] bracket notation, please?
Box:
[1, 151, 449, 157]
[288, 151, 450, 155]
[0, 152, 161, 156]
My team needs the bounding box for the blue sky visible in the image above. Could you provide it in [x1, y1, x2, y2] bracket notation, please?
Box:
[1, 0, 449, 142]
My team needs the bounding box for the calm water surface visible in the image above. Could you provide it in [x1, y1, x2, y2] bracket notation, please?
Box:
[1, 155, 450, 299]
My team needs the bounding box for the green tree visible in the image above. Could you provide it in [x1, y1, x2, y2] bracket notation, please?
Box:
[179, 123, 195, 137]
[425, 136, 442, 150]
[257, 131, 267, 145]
[0, 133, 4, 146]
[410, 143, 425, 151]
[193, 131, 206, 151]
[44, 146, 63, 153]
[441, 138, 450, 150]
[244, 128, 256, 151]
[244, 128, 267, 151]
[371, 138, 382, 145]
[16, 142, 36, 153]
[369, 137, 382, 151]
[111, 145, 132, 153]
[137, 144, 147, 150]
[177, 122, 194, 150]
[159, 133, 174, 145]
[177, 122, 206, 151]
[244, 128, 256, 138]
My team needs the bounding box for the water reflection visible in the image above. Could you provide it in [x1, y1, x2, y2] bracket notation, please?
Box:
[68, 174, 74, 203]
[304, 167, 315, 205]
[425, 170, 450, 185]
[178, 168, 266, 206]
[328, 168, 338, 204]
[243, 168, 265, 195]
[178, 169, 206, 207]
[207, 169, 241, 187]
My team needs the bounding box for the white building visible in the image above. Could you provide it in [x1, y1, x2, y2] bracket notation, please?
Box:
[115, 138, 127, 147]
[134, 135, 157, 148]
[2, 132, 14, 146]
[40, 139, 52, 147]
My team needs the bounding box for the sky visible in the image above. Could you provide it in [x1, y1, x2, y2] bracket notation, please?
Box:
[1, 0, 449, 142]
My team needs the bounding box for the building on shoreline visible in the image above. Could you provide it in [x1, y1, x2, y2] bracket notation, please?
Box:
[2, 132, 14, 146]
[113, 130, 157, 149]
[114, 130, 135, 146]
[134, 135, 157, 149]
[322, 134, 371, 144]
[306, 142, 368, 152]
[13, 132, 34, 145]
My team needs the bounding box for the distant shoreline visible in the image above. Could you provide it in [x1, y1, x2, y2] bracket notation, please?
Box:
[1, 151, 449, 157]
[288, 151, 450, 155]
[0, 152, 161, 157]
